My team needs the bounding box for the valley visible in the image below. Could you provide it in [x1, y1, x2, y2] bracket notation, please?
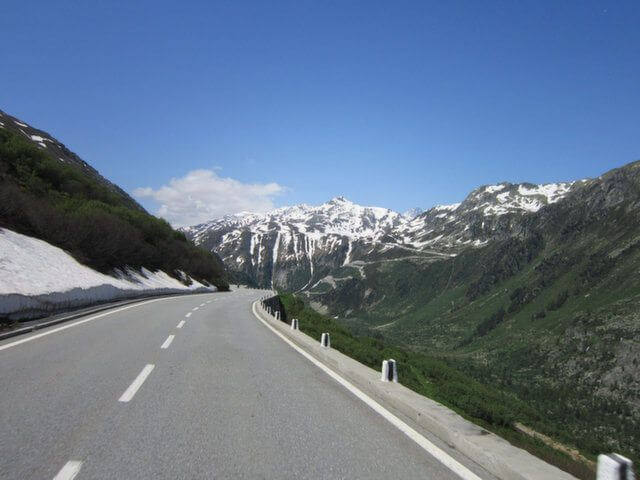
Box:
[186, 160, 640, 468]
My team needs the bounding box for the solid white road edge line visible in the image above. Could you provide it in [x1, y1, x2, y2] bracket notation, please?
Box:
[52, 460, 82, 480]
[118, 364, 155, 402]
[0, 298, 171, 352]
[161, 335, 175, 349]
[251, 302, 482, 480]
[177, 320, 185, 329]
[185, 312, 192, 318]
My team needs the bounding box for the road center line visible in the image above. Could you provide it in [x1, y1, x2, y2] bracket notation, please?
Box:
[199, 303, 205, 307]
[0, 298, 171, 352]
[251, 302, 482, 480]
[119, 364, 155, 402]
[185, 312, 192, 318]
[52, 460, 82, 480]
[176, 320, 185, 329]
[192, 307, 199, 311]
[161, 335, 175, 349]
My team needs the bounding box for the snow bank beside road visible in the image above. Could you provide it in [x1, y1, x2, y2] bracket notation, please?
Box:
[0, 228, 214, 319]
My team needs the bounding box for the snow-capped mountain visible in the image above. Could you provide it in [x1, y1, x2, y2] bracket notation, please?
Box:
[402, 207, 424, 219]
[396, 180, 580, 250]
[185, 196, 404, 243]
[182, 196, 408, 290]
[183, 180, 582, 290]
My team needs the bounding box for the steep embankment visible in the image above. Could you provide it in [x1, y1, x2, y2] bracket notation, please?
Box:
[0, 228, 212, 319]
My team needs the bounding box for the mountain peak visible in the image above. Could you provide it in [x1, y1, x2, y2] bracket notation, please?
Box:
[403, 207, 424, 219]
[327, 196, 351, 205]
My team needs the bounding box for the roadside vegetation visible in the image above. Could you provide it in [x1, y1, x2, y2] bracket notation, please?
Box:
[0, 128, 228, 289]
[279, 292, 602, 480]
[303, 164, 640, 476]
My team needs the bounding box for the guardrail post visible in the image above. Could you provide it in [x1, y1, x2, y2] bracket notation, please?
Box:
[597, 454, 634, 480]
[290, 318, 299, 330]
[381, 359, 398, 383]
[320, 333, 330, 348]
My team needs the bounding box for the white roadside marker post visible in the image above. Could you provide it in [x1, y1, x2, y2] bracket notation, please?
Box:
[320, 332, 330, 348]
[381, 359, 398, 383]
[275, 311, 281, 321]
[290, 318, 299, 330]
[597, 454, 634, 480]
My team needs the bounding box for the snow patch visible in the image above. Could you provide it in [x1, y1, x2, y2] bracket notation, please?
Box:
[433, 203, 461, 212]
[0, 228, 214, 319]
[343, 240, 353, 266]
[518, 183, 573, 204]
[271, 232, 281, 288]
[484, 184, 505, 194]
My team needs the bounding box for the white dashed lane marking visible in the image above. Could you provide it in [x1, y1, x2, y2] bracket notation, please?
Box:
[52, 461, 82, 480]
[118, 364, 155, 403]
[161, 335, 175, 349]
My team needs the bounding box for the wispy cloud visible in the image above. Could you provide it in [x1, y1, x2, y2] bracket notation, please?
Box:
[134, 169, 284, 227]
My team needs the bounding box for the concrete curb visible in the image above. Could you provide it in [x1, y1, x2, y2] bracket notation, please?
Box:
[253, 300, 577, 480]
[0, 291, 213, 342]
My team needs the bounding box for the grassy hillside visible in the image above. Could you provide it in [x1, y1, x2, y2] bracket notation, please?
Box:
[302, 161, 640, 470]
[0, 127, 228, 289]
[279, 293, 595, 479]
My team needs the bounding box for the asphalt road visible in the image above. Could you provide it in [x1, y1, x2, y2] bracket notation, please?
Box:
[0, 288, 491, 479]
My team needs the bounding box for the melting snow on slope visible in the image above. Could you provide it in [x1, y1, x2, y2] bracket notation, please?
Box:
[433, 203, 461, 212]
[518, 183, 573, 203]
[343, 240, 353, 266]
[484, 185, 505, 194]
[271, 232, 281, 288]
[0, 228, 213, 318]
[188, 197, 405, 243]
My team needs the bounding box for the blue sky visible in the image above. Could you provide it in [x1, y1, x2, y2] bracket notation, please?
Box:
[2, 1, 639, 225]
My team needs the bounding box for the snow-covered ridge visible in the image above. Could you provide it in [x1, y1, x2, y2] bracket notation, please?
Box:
[466, 181, 575, 216]
[185, 180, 577, 246]
[0, 228, 214, 319]
[186, 196, 406, 243]
[183, 179, 582, 290]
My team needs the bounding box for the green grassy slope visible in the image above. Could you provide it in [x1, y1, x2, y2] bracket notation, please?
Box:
[280, 293, 596, 479]
[0, 127, 228, 289]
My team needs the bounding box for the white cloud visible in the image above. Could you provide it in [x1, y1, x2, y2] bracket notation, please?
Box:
[134, 169, 284, 227]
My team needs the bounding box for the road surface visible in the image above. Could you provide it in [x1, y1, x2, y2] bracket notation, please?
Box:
[0, 289, 493, 479]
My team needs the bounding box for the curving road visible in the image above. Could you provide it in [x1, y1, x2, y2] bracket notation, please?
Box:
[0, 289, 494, 479]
